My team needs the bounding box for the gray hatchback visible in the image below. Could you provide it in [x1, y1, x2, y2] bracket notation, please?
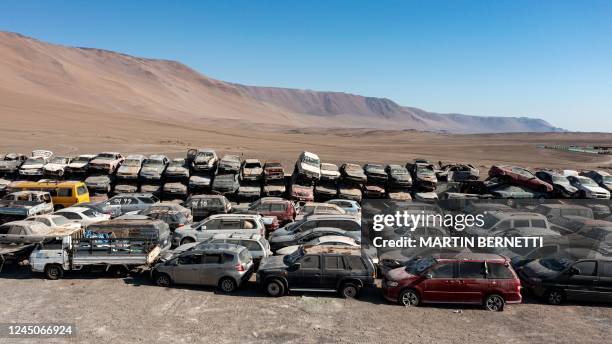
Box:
[152, 243, 254, 293]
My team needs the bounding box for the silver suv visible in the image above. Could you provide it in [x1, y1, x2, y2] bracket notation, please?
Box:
[152, 243, 253, 293]
[172, 214, 266, 246]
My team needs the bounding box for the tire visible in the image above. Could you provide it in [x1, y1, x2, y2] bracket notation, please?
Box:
[44, 264, 64, 280]
[155, 273, 172, 287]
[545, 289, 565, 305]
[110, 265, 129, 278]
[180, 237, 195, 246]
[484, 294, 505, 311]
[398, 289, 420, 307]
[265, 279, 285, 297]
[219, 277, 237, 293]
[340, 283, 360, 299]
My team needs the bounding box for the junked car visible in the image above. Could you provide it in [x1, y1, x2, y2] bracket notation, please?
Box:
[152, 243, 254, 293]
[263, 161, 285, 181]
[289, 182, 314, 202]
[362, 183, 385, 199]
[568, 176, 610, 199]
[164, 158, 190, 180]
[363, 164, 388, 183]
[407, 161, 437, 191]
[106, 193, 160, 215]
[385, 164, 412, 188]
[337, 182, 362, 202]
[535, 170, 578, 198]
[340, 163, 367, 184]
[54, 206, 110, 227]
[19, 150, 53, 178]
[66, 154, 96, 175]
[263, 179, 286, 197]
[320, 163, 340, 181]
[275, 235, 360, 255]
[326, 199, 361, 217]
[116, 154, 146, 180]
[268, 227, 361, 252]
[240, 159, 263, 182]
[0, 153, 27, 175]
[314, 180, 338, 200]
[237, 182, 262, 201]
[162, 182, 188, 199]
[88, 152, 124, 174]
[187, 148, 218, 173]
[25, 214, 81, 231]
[295, 151, 321, 181]
[218, 155, 241, 174]
[183, 195, 232, 221]
[139, 155, 169, 182]
[206, 233, 272, 269]
[43, 156, 72, 178]
[0, 220, 55, 243]
[84, 174, 114, 194]
[172, 213, 266, 246]
[436, 163, 480, 182]
[248, 197, 296, 225]
[295, 202, 345, 221]
[488, 165, 553, 193]
[212, 174, 240, 196]
[581, 170, 612, 193]
[140, 183, 162, 195]
[188, 174, 212, 191]
[113, 182, 139, 194]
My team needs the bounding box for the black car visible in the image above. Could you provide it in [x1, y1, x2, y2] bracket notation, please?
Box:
[385, 164, 412, 188]
[183, 195, 232, 221]
[535, 171, 578, 198]
[257, 246, 375, 298]
[363, 164, 388, 183]
[518, 258, 612, 305]
[212, 173, 240, 196]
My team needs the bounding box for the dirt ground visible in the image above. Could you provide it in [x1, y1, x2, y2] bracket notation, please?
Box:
[0, 265, 610, 344]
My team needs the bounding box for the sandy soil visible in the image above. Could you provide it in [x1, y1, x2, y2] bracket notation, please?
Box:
[0, 266, 610, 344]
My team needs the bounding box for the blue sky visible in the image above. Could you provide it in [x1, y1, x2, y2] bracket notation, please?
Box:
[1, 0, 611, 131]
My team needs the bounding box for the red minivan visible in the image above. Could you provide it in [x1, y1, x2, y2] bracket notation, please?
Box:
[382, 253, 522, 311]
[248, 197, 296, 227]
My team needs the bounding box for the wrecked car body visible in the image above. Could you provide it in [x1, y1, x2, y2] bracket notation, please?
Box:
[340, 163, 367, 184]
[240, 159, 264, 182]
[164, 158, 190, 181]
[385, 164, 412, 188]
[113, 182, 139, 194]
[263, 161, 284, 181]
[188, 174, 212, 191]
[218, 154, 241, 174]
[238, 182, 262, 200]
[314, 181, 338, 200]
[183, 195, 232, 221]
[320, 163, 340, 181]
[212, 174, 240, 196]
[337, 182, 363, 202]
[162, 182, 188, 199]
[295, 151, 321, 181]
[43, 156, 72, 178]
[263, 180, 286, 197]
[139, 155, 169, 182]
[362, 183, 386, 198]
[535, 170, 578, 198]
[116, 154, 146, 180]
[85, 175, 114, 194]
[19, 150, 53, 178]
[363, 164, 388, 183]
[0, 153, 27, 175]
[140, 183, 163, 195]
[187, 148, 218, 173]
[290, 182, 315, 202]
[66, 154, 96, 175]
[436, 163, 480, 182]
[407, 161, 438, 191]
[88, 152, 124, 174]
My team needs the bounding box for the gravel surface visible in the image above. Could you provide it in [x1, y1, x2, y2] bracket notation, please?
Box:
[1, 266, 610, 344]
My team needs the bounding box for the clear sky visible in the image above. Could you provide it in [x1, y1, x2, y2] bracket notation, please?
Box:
[1, 1, 611, 131]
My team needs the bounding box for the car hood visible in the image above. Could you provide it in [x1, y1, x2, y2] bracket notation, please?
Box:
[21, 163, 44, 169]
[86, 176, 111, 184]
[386, 266, 419, 282]
[275, 245, 300, 255]
[90, 159, 112, 165]
[321, 170, 340, 179]
[391, 174, 412, 182]
[364, 184, 385, 192]
[141, 166, 164, 174]
[141, 184, 161, 192]
[68, 162, 88, 168]
[338, 187, 361, 196]
[239, 186, 260, 192]
[259, 255, 289, 270]
[315, 185, 336, 193]
[190, 175, 212, 185]
[194, 156, 214, 164]
[164, 183, 187, 190]
[264, 185, 285, 191]
[114, 184, 138, 193]
[165, 166, 188, 173]
[243, 168, 263, 175]
[44, 163, 66, 171]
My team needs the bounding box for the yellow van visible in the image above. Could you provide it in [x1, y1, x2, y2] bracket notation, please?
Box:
[8, 181, 90, 209]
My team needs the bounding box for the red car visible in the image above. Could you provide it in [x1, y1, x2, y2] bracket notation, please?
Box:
[263, 161, 285, 181]
[488, 165, 553, 193]
[382, 253, 522, 311]
[248, 197, 296, 226]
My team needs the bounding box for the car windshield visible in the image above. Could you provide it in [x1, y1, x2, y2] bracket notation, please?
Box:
[321, 164, 338, 171]
[577, 177, 597, 186]
[124, 159, 142, 166]
[391, 168, 407, 175]
[144, 159, 164, 166]
[539, 258, 574, 271]
[75, 156, 91, 162]
[50, 157, 68, 164]
[96, 154, 115, 160]
[552, 176, 569, 183]
[283, 248, 304, 265]
[417, 167, 434, 175]
[169, 160, 185, 167]
[303, 156, 320, 166]
[244, 162, 261, 168]
[24, 158, 42, 164]
[406, 257, 437, 274]
[603, 176, 612, 183]
[197, 152, 214, 158]
[52, 216, 71, 225]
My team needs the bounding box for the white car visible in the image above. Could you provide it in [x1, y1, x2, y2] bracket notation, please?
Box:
[54, 207, 110, 227]
[320, 163, 341, 181]
[66, 154, 96, 174]
[43, 156, 72, 177]
[275, 235, 360, 255]
[26, 214, 81, 231]
[19, 151, 53, 177]
[296, 151, 321, 180]
[568, 176, 611, 199]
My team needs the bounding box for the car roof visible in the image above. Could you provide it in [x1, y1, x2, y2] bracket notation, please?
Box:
[207, 213, 261, 220]
[211, 233, 264, 241]
[434, 253, 509, 263]
[303, 214, 358, 220]
[189, 242, 244, 254]
[487, 211, 547, 220]
[58, 207, 88, 213]
[1, 220, 46, 227]
[303, 245, 361, 255]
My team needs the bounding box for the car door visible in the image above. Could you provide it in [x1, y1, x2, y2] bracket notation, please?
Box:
[564, 260, 598, 300]
[294, 254, 322, 289]
[199, 253, 224, 286]
[595, 260, 612, 302]
[321, 255, 345, 290]
[197, 219, 221, 241]
[456, 261, 488, 303]
[173, 253, 203, 285]
[421, 262, 457, 303]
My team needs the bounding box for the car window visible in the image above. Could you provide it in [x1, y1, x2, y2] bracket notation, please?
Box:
[219, 220, 241, 229]
[203, 253, 222, 264]
[256, 203, 271, 212]
[336, 220, 360, 231]
[514, 219, 530, 228]
[40, 219, 51, 226]
[300, 255, 320, 269]
[58, 212, 81, 220]
[323, 256, 345, 270]
[495, 220, 511, 230]
[458, 262, 486, 279]
[573, 261, 597, 276]
[178, 254, 202, 265]
[57, 188, 72, 197]
[345, 256, 367, 271]
[77, 186, 87, 196]
[428, 263, 454, 278]
[223, 253, 235, 263]
[300, 221, 317, 231]
[203, 219, 221, 230]
[83, 209, 97, 217]
[487, 263, 514, 279]
[601, 262, 612, 278]
[0, 225, 10, 234]
[531, 219, 547, 229]
[138, 197, 155, 204]
[270, 204, 286, 212]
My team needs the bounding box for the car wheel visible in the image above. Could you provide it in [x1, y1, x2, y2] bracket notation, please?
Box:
[340, 283, 360, 299]
[110, 265, 129, 278]
[180, 237, 195, 246]
[155, 273, 172, 287]
[399, 289, 420, 307]
[484, 294, 505, 311]
[219, 277, 237, 293]
[265, 279, 285, 297]
[545, 289, 564, 305]
[45, 264, 64, 280]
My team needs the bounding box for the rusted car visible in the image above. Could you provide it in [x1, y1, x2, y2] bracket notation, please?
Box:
[88, 152, 124, 174]
[116, 154, 146, 180]
[337, 182, 363, 202]
[340, 163, 367, 184]
[139, 155, 169, 182]
[406, 161, 438, 191]
[320, 163, 340, 181]
[0, 153, 27, 175]
[66, 154, 96, 175]
[263, 161, 285, 181]
[218, 155, 241, 174]
[437, 163, 480, 182]
[363, 164, 388, 183]
[183, 194, 232, 221]
[263, 180, 286, 197]
[363, 183, 386, 198]
[290, 182, 314, 202]
[187, 148, 218, 173]
[385, 164, 412, 187]
[240, 159, 263, 181]
[488, 165, 553, 193]
[164, 158, 190, 180]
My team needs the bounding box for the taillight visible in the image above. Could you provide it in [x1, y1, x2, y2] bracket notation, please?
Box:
[235, 263, 245, 272]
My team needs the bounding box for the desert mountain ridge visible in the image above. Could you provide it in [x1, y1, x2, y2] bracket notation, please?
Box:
[0, 31, 563, 133]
